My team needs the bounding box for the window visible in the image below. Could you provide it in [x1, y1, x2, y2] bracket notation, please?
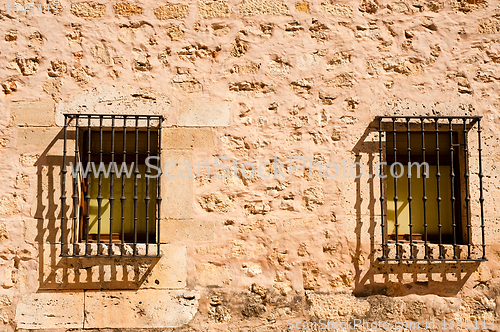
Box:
[376, 116, 486, 262]
[61, 114, 163, 257]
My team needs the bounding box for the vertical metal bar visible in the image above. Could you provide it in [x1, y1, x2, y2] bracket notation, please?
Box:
[97, 116, 103, 255]
[406, 118, 414, 259]
[392, 119, 399, 260]
[449, 119, 457, 259]
[464, 119, 471, 259]
[72, 115, 80, 256]
[477, 119, 486, 260]
[85, 117, 92, 256]
[379, 118, 386, 260]
[435, 119, 443, 259]
[61, 116, 68, 256]
[133, 116, 139, 256]
[109, 117, 115, 256]
[421, 119, 429, 259]
[157, 118, 162, 257]
[145, 117, 151, 256]
[121, 116, 127, 256]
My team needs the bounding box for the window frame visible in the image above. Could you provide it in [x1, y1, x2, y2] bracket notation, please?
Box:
[376, 116, 486, 262]
[61, 114, 163, 258]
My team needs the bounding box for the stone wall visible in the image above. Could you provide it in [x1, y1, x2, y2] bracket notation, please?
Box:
[1, 0, 500, 331]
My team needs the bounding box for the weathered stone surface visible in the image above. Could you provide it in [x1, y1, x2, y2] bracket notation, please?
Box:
[178, 45, 219, 62]
[160, 219, 215, 242]
[154, 3, 189, 19]
[199, 192, 233, 213]
[113, 2, 144, 16]
[479, 16, 500, 33]
[306, 291, 370, 319]
[171, 69, 202, 93]
[296, 1, 310, 12]
[303, 187, 324, 210]
[142, 245, 187, 289]
[70, 2, 105, 18]
[16, 55, 39, 76]
[239, 0, 289, 16]
[452, 0, 487, 12]
[10, 100, 55, 127]
[2, 80, 17, 94]
[91, 42, 112, 65]
[282, 215, 319, 231]
[84, 289, 199, 328]
[162, 151, 194, 219]
[162, 128, 216, 150]
[16, 127, 61, 150]
[0, 194, 23, 216]
[15, 292, 84, 329]
[178, 101, 231, 127]
[47, 60, 67, 77]
[199, 0, 231, 18]
[71, 66, 93, 83]
[3, 0, 500, 330]
[5, 30, 17, 42]
[166, 25, 184, 40]
[229, 82, 274, 95]
[321, 1, 353, 17]
[54, 85, 170, 126]
[196, 262, 230, 286]
[229, 38, 248, 58]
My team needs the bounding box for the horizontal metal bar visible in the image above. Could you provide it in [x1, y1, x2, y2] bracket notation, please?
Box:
[378, 258, 487, 262]
[60, 253, 162, 258]
[375, 116, 482, 120]
[64, 114, 164, 120]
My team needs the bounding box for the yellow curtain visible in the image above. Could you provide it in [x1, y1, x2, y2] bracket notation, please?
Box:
[387, 165, 453, 236]
[87, 164, 157, 235]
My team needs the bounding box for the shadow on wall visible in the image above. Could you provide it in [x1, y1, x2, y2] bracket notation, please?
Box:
[351, 120, 480, 297]
[34, 129, 159, 290]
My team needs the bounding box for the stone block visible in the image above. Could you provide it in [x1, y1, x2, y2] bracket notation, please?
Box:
[153, 3, 189, 19]
[198, 0, 231, 18]
[306, 292, 370, 320]
[142, 245, 187, 289]
[39, 244, 186, 290]
[24, 218, 71, 245]
[11, 100, 55, 127]
[282, 215, 319, 231]
[239, 0, 289, 16]
[160, 219, 215, 242]
[178, 101, 231, 127]
[16, 127, 63, 152]
[70, 2, 106, 18]
[54, 85, 170, 127]
[196, 262, 230, 286]
[161, 151, 194, 219]
[113, 1, 144, 16]
[162, 128, 216, 150]
[15, 292, 84, 329]
[84, 289, 199, 328]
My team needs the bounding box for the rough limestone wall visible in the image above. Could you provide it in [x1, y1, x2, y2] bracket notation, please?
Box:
[1, 0, 500, 331]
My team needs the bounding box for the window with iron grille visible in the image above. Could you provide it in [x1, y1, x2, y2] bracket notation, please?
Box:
[61, 114, 163, 257]
[376, 116, 486, 262]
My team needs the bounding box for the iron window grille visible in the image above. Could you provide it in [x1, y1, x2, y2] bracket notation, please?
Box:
[61, 114, 163, 257]
[376, 116, 486, 262]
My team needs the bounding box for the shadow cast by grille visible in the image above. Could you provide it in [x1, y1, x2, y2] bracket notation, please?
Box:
[39, 244, 160, 290]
